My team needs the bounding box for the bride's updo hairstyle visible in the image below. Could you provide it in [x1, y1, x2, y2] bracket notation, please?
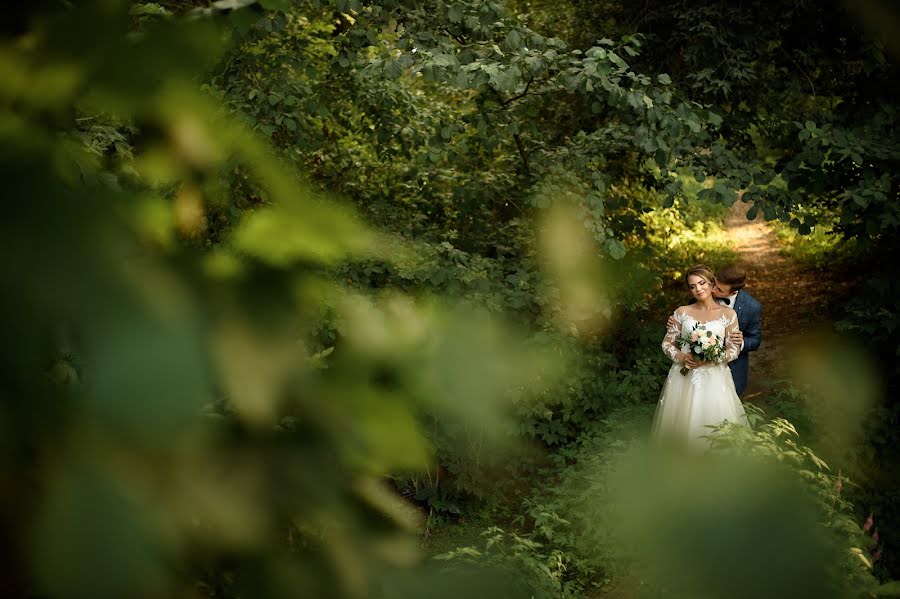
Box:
[684, 264, 716, 288]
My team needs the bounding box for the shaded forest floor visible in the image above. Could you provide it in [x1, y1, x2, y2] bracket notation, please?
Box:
[724, 200, 852, 402]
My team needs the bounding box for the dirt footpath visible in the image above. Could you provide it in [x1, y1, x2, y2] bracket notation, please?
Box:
[723, 201, 847, 399]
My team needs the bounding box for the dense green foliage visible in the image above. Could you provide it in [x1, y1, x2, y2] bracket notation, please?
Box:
[437, 406, 882, 598]
[3, 0, 900, 596]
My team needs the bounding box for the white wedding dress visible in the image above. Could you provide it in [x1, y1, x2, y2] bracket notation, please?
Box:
[651, 308, 749, 447]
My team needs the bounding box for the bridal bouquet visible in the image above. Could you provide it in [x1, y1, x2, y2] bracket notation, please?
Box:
[677, 323, 727, 375]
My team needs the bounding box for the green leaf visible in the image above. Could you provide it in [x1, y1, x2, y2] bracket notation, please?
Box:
[608, 52, 626, 68]
[433, 52, 459, 67]
[657, 73, 672, 84]
[606, 239, 626, 260]
[384, 58, 404, 80]
[33, 467, 167, 598]
[447, 4, 463, 23]
[874, 581, 900, 596]
[259, 0, 290, 9]
[233, 193, 373, 266]
[654, 149, 668, 169]
[505, 30, 522, 50]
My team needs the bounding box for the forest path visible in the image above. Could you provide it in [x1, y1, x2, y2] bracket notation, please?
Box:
[723, 200, 843, 400]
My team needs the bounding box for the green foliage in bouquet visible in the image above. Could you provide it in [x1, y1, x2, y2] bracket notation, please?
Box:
[676, 322, 728, 375]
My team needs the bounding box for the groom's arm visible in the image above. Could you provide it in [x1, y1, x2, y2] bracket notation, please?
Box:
[743, 302, 762, 352]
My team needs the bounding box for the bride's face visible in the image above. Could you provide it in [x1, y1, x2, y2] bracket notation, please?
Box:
[687, 275, 713, 301]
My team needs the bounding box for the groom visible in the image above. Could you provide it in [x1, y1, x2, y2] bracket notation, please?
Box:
[711, 265, 762, 396]
[671, 265, 762, 395]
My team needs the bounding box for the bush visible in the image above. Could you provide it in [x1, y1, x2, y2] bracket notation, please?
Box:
[433, 526, 582, 598]
[773, 205, 858, 270]
[444, 404, 886, 598]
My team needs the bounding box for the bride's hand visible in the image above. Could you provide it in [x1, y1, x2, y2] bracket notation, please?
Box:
[667, 315, 677, 329]
[684, 355, 704, 369]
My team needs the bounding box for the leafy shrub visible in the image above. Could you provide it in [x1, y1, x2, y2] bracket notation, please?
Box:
[773, 205, 858, 270]
[450, 403, 887, 598]
[706, 418, 881, 596]
[637, 201, 736, 271]
[434, 526, 583, 598]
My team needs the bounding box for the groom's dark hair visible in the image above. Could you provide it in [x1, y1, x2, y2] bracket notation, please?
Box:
[716, 265, 747, 290]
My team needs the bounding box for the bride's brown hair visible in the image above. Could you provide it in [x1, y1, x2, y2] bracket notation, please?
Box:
[684, 264, 716, 288]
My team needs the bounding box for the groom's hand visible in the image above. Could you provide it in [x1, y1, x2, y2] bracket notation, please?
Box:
[729, 329, 744, 345]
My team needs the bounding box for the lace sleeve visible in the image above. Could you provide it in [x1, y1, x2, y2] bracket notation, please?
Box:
[724, 313, 740, 363]
[662, 311, 684, 363]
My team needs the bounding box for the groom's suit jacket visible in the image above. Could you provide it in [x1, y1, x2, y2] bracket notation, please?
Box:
[729, 290, 762, 396]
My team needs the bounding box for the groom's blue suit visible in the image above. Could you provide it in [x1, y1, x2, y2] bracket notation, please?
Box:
[729, 290, 762, 396]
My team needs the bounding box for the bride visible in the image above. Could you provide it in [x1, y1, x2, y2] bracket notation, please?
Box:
[652, 265, 749, 447]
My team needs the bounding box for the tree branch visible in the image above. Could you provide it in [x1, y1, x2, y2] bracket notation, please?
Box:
[513, 132, 530, 176]
[443, 28, 468, 46]
[780, 46, 816, 96]
[501, 76, 534, 106]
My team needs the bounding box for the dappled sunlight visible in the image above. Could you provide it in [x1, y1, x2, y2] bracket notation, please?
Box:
[724, 200, 777, 258]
